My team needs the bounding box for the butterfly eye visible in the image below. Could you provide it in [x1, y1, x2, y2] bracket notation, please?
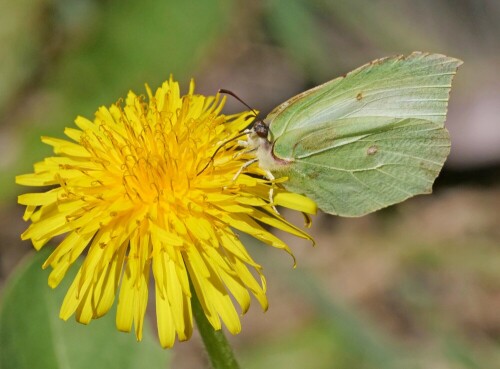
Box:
[254, 120, 269, 138]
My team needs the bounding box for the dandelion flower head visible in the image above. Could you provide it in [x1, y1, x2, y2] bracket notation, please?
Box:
[17, 77, 316, 347]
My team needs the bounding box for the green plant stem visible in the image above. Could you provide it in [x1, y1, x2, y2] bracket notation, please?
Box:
[192, 292, 240, 369]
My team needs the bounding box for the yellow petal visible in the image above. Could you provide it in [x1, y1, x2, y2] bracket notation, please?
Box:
[274, 192, 317, 214]
[41, 137, 90, 157]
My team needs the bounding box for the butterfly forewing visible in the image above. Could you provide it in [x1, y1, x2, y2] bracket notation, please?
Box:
[267, 52, 462, 141]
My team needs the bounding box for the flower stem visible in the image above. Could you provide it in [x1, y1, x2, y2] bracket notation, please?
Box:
[192, 292, 240, 369]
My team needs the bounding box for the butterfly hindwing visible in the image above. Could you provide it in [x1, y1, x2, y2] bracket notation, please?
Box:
[271, 117, 450, 216]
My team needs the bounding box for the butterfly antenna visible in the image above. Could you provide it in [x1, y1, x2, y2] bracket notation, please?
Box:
[198, 89, 258, 176]
[197, 131, 249, 176]
[219, 89, 259, 118]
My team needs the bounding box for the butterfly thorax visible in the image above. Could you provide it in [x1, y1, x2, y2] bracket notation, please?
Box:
[248, 120, 292, 172]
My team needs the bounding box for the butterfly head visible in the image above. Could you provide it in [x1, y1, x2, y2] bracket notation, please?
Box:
[253, 120, 269, 139]
[247, 119, 271, 149]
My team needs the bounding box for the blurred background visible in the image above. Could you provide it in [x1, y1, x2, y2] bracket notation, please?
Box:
[1, 0, 499, 368]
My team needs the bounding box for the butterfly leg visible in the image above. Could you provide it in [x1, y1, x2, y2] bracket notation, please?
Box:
[237, 140, 250, 147]
[232, 158, 258, 182]
[263, 169, 280, 215]
[231, 157, 280, 214]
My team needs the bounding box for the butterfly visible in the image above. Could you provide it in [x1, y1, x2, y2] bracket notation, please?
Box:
[247, 52, 462, 217]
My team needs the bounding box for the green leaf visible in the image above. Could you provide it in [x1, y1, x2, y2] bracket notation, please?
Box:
[0, 248, 169, 369]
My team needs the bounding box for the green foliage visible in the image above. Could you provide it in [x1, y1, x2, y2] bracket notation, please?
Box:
[241, 233, 403, 369]
[265, 0, 330, 80]
[0, 249, 169, 369]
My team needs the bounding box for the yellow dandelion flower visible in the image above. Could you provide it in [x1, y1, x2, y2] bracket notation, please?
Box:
[16, 77, 316, 348]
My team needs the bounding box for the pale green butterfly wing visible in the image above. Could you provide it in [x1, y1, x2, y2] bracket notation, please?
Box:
[270, 116, 449, 216]
[263, 52, 461, 216]
[267, 52, 462, 141]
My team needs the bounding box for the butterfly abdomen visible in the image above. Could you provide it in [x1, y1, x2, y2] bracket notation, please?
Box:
[255, 137, 292, 172]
